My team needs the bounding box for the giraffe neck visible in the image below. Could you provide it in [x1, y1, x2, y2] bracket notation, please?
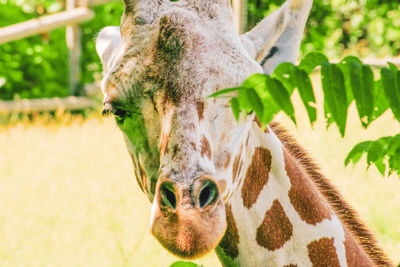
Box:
[215, 120, 389, 266]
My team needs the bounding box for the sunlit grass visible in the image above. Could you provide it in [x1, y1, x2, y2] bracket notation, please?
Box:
[0, 116, 219, 267]
[0, 79, 399, 265]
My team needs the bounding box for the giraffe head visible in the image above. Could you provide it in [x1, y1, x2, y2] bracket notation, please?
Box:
[96, 0, 312, 259]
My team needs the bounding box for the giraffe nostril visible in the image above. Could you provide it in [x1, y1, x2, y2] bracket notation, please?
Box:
[159, 182, 177, 210]
[198, 180, 219, 209]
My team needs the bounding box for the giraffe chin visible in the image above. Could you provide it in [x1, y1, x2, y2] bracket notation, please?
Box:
[150, 199, 227, 259]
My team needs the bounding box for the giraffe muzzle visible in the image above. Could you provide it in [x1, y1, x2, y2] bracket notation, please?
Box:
[150, 177, 227, 259]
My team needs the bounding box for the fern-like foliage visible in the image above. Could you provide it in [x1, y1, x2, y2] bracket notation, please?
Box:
[209, 52, 400, 177]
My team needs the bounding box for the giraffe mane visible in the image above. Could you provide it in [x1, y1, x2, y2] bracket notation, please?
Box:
[269, 121, 393, 267]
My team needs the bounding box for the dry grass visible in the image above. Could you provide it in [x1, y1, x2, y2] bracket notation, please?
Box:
[1, 80, 399, 266]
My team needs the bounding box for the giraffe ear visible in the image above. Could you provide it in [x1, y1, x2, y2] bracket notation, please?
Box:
[96, 26, 122, 73]
[241, 0, 313, 74]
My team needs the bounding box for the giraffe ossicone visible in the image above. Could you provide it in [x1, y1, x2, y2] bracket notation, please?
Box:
[96, 0, 392, 265]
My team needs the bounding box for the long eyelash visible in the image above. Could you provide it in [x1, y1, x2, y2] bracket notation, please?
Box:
[102, 102, 113, 117]
[101, 108, 112, 117]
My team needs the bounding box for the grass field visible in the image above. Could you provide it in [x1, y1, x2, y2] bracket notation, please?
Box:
[1, 83, 400, 266]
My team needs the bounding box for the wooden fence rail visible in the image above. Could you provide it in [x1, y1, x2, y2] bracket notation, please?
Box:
[0, 96, 96, 114]
[0, 8, 94, 45]
[331, 57, 400, 68]
[0, 0, 119, 45]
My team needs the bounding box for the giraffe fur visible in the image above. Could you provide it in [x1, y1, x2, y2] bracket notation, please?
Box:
[216, 120, 377, 266]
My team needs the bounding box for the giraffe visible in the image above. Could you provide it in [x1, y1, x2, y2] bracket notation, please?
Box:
[95, 0, 393, 265]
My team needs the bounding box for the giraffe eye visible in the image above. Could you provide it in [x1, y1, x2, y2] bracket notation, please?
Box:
[113, 107, 127, 118]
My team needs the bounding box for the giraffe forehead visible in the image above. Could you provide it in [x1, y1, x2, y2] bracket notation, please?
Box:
[103, 9, 262, 104]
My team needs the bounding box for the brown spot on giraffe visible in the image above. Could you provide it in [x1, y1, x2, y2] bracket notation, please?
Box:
[231, 155, 240, 184]
[254, 116, 270, 133]
[256, 199, 293, 251]
[245, 133, 250, 146]
[218, 204, 240, 259]
[214, 150, 231, 169]
[254, 116, 262, 127]
[196, 100, 204, 121]
[220, 132, 227, 142]
[307, 237, 340, 267]
[241, 147, 272, 209]
[231, 145, 243, 183]
[200, 135, 212, 159]
[284, 149, 332, 225]
[190, 142, 197, 151]
[171, 144, 179, 159]
[223, 152, 231, 168]
[344, 229, 374, 266]
[237, 161, 245, 178]
[283, 264, 297, 267]
[218, 180, 227, 194]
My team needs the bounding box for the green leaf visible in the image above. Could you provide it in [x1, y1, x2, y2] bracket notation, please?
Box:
[293, 68, 317, 124]
[337, 61, 354, 107]
[345, 141, 371, 165]
[346, 135, 400, 176]
[259, 99, 280, 125]
[271, 62, 296, 94]
[387, 135, 400, 155]
[208, 87, 245, 98]
[265, 76, 296, 123]
[230, 97, 240, 121]
[381, 67, 400, 121]
[246, 88, 264, 119]
[298, 52, 329, 74]
[371, 80, 389, 120]
[388, 62, 399, 73]
[388, 146, 400, 175]
[237, 89, 252, 113]
[243, 77, 281, 125]
[169, 261, 201, 267]
[215, 246, 239, 267]
[373, 158, 387, 176]
[321, 62, 348, 137]
[348, 63, 374, 127]
[323, 99, 335, 127]
[360, 65, 375, 122]
[242, 73, 268, 89]
[366, 139, 387, 175]
[367, 139, 386, 164]
[340, 56, 363, 65]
